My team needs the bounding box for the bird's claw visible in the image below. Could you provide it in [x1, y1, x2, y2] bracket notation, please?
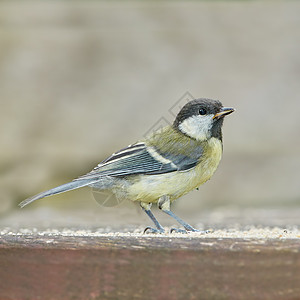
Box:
[170, 228, 212, 234]
[143, 226, 165, 234]
[170, 228, 187, 234]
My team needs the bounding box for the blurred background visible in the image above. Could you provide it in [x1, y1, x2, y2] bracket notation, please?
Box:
[1, 1, 300, 230]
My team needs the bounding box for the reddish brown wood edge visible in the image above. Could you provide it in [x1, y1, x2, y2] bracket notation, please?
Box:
[0, 235, 299, 300]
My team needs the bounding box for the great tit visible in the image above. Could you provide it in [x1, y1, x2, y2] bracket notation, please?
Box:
[20, 98, 235, 233]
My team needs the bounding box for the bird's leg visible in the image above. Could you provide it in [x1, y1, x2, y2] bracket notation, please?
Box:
[157, 196, 201, 233]
[140, 202, 165, 234]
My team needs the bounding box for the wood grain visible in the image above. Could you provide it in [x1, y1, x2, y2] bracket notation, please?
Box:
[1, 233, 300, 300]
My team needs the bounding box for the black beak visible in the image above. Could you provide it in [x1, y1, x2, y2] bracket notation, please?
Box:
[213, 107, 235, 120]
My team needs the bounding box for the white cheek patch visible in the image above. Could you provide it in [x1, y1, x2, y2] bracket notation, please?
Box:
[178, 114, 214, 140]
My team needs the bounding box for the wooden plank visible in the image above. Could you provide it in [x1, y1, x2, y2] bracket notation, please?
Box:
[1, 233, 300, 300]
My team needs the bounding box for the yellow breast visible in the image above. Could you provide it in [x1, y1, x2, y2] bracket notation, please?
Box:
[125, 137, 223, 204]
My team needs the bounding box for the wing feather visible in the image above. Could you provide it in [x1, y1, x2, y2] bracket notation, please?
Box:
[75, 142, 202, 180]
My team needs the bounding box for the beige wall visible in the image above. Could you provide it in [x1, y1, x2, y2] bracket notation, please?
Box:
[1, 2, 300, 218]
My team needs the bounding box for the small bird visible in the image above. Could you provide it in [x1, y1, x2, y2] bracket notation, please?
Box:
[20, 98, 234, 233]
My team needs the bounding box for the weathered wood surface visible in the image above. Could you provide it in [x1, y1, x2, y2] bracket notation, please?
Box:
[1, 233, 300, 300]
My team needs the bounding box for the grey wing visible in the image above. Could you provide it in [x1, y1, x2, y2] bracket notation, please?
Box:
[75, 142, 203, 181]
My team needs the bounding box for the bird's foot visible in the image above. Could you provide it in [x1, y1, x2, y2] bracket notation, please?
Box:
[170, 228, 187, 234]
[170, 227, 212, 234]
[143, 226, 165, 234]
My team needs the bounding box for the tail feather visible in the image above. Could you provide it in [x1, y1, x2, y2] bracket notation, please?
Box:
[19, 178, 97, 208]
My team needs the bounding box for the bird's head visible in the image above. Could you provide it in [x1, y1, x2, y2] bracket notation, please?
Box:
[173, 98, 235, 141]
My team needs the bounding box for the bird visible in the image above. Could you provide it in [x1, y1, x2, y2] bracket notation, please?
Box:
[19, 98, 235, 233]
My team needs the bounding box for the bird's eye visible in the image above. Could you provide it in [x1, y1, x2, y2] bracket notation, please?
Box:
[199, 108, 207, 115]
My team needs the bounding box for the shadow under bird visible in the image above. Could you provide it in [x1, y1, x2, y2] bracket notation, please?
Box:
[20, 98, 235, 233]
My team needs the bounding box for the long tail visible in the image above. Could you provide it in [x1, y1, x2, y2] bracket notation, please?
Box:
[19, 178, 98, 208]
